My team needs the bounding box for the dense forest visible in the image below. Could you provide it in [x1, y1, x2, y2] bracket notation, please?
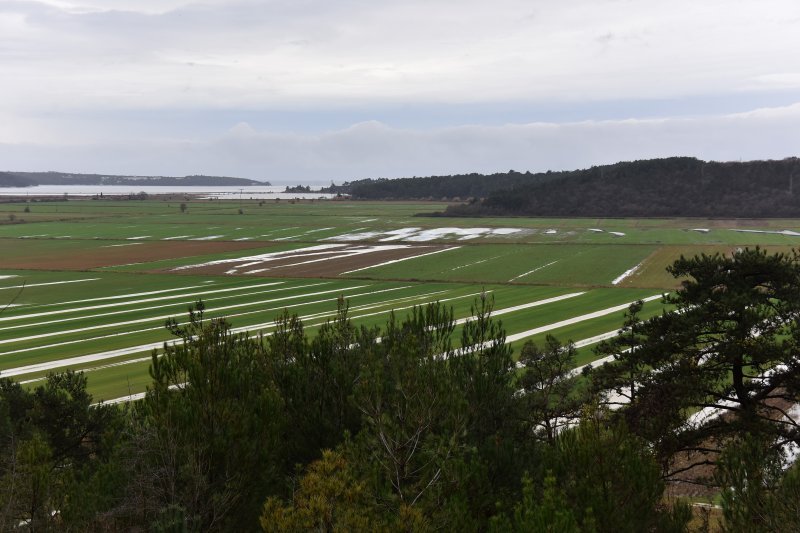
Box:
[323, 170, 564, 200]
[0, 171, 268, 188]
[441, 157, 800, 217]
[2, 248, 800, 531]
[325, 157, 800, 218]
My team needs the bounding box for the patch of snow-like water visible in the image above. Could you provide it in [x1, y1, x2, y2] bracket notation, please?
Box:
[162, 235, 192, 240]
[691, 228, 710, 233]
[341, 246, 461, 275]
[190, 235, 224, 240]
[588, 228, 604, 233]
[328, 227, 524, 242]
[782, 404, 800, 466]
[328, 231, 385, 241]
[491, 228, 522, 235]
[608, 231, 626, 237]
[544, 229, 557, 235]
[0, 275, 18, 280]
[126, 236, 150, 240]
[406, 228, 490, 242]
[103, 243, 143, 248]
[379, 228, 423, 241]
[611, 261, 643, 285]
[732, 229, 800, 236]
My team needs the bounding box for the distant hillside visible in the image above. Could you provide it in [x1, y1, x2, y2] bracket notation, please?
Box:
[0, 171, 268, 188]
[323, 170, 565, 200]
[438, 157, 800, 218]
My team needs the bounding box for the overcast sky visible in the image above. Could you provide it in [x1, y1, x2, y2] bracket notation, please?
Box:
[1, 0, 799, 183]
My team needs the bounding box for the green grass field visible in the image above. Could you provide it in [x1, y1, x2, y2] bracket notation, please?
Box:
[0, 196, 794, 400]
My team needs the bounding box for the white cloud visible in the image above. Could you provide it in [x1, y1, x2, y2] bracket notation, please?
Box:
[1, 0, 799, 178]
[1, 0, 800, 111]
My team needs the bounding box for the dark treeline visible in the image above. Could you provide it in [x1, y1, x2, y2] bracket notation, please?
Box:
[323, 170, 565, 200]
[324, 157, 800, 217]
[0, 171, 267, 188]
[442, 157, 800, 217]
[3, 248, 800, 531]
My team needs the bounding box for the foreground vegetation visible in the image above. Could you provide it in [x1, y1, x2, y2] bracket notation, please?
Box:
[2, 247, 799, 531]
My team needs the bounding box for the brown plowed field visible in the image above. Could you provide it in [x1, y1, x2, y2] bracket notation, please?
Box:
[0, 238, 272, 270]
[175, 245, 449, 278]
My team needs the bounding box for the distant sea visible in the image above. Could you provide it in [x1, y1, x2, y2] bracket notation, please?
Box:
[0, 185, 334, 200]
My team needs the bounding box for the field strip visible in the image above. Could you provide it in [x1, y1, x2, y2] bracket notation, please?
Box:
[281, 290, 476, 331]
[328, 291, 487, 329]
[449, 256, 501, 272]
[231, 248, 410, 274]
[341, 246, 461, 275]
[227, 250, 348, 271]
[0, 284, 358, 346]
[508, 260, 559, 282]
[0, 282, 330, 333]
[2, 343, 169, 377]
[238, 247, 416, 274]
[30, 283, 224, 307]
[0, 285, 439, 377]
[453, 292, 585, 325]
[0, 286, 428, 358]
[453, 294, 663, 355]
[0, 280, 294, 323]
[504, 294, 662, 343]
[173, 243, 348, 270]
[17, 289, 471, 384]
[0, 279, 100, 291]
[278, 289, 452, 325]
[162, 235, 193, 240]
[572, 329, 623, 349]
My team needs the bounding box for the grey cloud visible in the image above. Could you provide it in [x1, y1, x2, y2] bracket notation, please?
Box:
[2, 105, 798, 183]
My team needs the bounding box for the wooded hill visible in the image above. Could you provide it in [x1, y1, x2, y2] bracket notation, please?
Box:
[442, 157, 800, 217]
[326, 157, 800, 218]
[323, 170, 564, 200]
[0, 171, 268, 187]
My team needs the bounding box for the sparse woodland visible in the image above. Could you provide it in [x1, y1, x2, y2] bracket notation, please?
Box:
[2, 248, 800, 531]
